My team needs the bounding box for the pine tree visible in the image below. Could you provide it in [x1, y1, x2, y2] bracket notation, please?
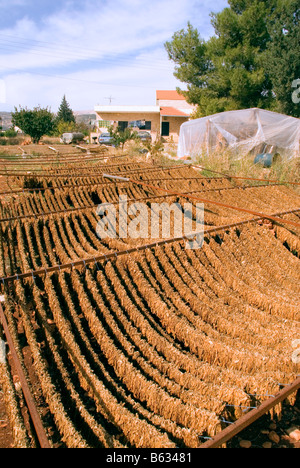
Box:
[56, 95, 75, 123]
[165, 1, 279, 117]
[264, 0, 300, 117]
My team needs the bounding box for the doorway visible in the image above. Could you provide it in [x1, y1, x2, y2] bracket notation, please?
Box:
[161, 122, 170, 137]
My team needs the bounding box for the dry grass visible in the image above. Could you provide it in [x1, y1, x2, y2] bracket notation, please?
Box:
[188, 148, 300, 191]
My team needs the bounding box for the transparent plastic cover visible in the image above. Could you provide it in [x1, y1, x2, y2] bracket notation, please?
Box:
[177, 108, 300, 160]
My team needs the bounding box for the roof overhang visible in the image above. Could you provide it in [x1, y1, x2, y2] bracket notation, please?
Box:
[160, 106, 190, 117]
[95, 105, 160, 114]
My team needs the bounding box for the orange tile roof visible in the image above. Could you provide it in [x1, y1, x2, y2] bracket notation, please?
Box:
[156, 90, 186, 101]
[160, 107, 189, 117]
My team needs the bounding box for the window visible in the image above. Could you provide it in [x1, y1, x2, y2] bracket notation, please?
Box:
[129, 120, 152, 130]
[118, 121, 128, 131]
[98, 120, 111, 128]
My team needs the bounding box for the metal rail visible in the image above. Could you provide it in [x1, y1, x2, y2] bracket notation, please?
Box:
[0, 155, 113, 166]
[0, 161, 153, 176]
[0, 179, 129, 196]
[0, 301, 51, 448]
[0, 175, 222, 196]
[128, 177, 300, 229]
[0, 163, 185, 176]
[0, 148, 117, 159]
[0, 182, 280, 224]
[0, 152, 134, 165]
[0, 170, 211, 181]
[200, 376, 300, 448]
[0, 171, 282, 196]
[1, 210, 299, 284]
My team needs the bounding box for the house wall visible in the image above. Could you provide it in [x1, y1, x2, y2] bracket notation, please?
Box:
[96, 111, 161, 141]
[95, 111, 189, 144]
[161, 116, 189, 143]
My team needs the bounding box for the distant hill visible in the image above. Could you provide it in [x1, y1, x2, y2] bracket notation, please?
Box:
[0, 110, 97, 131]
[73, 111, 97, 125]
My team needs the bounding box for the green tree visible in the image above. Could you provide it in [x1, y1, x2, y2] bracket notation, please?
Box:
[12, 106, 55, 143]
[165, 1, 279, 117]
[141, 135, 164, 156]
[56, 95, 75, 123]
[108, 126, 138, 149]
[264, 0, 300, 117]
[164, 23, 210, 110]
[55, 120, 77, 136]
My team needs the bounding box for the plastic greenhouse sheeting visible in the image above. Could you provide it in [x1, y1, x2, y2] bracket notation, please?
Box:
[177, 108, 300, 161]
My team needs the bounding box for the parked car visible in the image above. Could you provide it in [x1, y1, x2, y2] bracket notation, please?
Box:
[136, 131, 151, 142]
[98, 132, 114, 145]
[60, 132, 85, 144]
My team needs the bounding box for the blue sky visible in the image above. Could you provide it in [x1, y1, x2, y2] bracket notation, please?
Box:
[0, 0, 228, 112]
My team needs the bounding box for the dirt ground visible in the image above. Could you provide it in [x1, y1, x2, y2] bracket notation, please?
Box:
[227, 393, 300, 449]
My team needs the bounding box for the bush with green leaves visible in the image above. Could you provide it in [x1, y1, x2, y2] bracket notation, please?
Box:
[108, 126, 138, 149]
[0, 128, 18, 138]
[12, 106, 55, 143]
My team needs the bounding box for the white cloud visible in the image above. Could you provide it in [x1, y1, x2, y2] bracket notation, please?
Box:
[0, 2, 183, 81]
[0, 0, 228, 110]
[4, 49, 182, 111]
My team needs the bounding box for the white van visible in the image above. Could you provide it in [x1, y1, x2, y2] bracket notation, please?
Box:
[60, 132, 85, 144]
